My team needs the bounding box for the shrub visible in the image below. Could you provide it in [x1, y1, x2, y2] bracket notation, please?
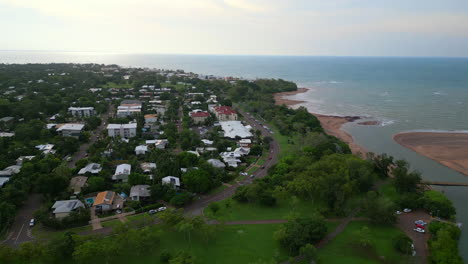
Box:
[393, 233, 413, 255]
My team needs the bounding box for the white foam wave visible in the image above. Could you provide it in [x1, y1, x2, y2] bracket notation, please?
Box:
[380, 120, 395, 127]
[398, 129, 468, 134]
[433, 91, 447, 96]
[380, 91, 389, 96]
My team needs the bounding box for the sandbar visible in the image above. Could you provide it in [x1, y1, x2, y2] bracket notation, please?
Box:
[394, 132, 468, 176]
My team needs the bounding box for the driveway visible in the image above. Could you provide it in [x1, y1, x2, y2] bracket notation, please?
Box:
[397, 210, 431, 264]
[2, 194, 41, 247]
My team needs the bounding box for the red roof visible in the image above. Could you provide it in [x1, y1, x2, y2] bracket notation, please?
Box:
[190, 111, 210, 117]
[214, 106, 237, 115]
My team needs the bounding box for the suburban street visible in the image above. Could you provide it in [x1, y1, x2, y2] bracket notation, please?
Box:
[2, 105, 113, 247]
[184, 107, 280, 215]
[2, 194, 41, 246]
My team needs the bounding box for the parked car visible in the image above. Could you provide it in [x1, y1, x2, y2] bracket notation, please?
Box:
[415, 224, 425, 229]
[29, 219, 35, 227]
[413, 228, 425, 233]
[414, 220, 427, 226]
[396, 211, 402, 215]
[148, 209, 157, 214]
[249, 174, 255, 179]
[403, 208, 412, 213]
[261, 166, 265, 169]
[157, 207, 167, 212]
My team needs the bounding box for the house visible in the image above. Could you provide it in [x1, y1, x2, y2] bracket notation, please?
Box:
[130, 185, 151, 201]
[0, 132, 15, 137]
[162, 176, 180, 189]
[70, 176, 88, 194]
[68, 107, 95, 117]
[144, 114, 158, 124]
[107, 123, 137, 138]
[212, 106, 238, 121]
[234, 147, 251, 156]
[112, 164, 131, 182]
[238, 139, 252, 148]
[0, 116, 14, 123]
[16, 156, 35, 166]
[140, 162, 156, 173]
[35, 144, 55, 154]
[207, 159, 226, 169]
[0, 177, 9, 188]
[155, 139, 168, 149]
[78, 163, 102, 175]
[135, 145, 148, 155]
[94, 191, 124, 212]
[56, 123, 85, 138]
[201, 139, 213, 145]
[51, 199, 85, 219]
[219, 121, 253, 139]
[190, 111, 210, 124]
[0, 165, 21, 177]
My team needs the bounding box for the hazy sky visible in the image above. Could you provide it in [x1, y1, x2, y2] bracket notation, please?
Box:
[1, 0, 468, 56]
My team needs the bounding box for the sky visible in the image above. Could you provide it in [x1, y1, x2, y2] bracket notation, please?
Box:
[1, 0, 468, 57]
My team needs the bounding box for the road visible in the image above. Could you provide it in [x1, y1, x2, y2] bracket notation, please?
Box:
[2, 194, 41, 246]
[68, 105, 113, 168]
[2, 106, 113, 247]
[184, 107, 280, 215]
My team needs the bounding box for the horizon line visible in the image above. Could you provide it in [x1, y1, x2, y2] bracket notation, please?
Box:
[1, 49, 468, 59]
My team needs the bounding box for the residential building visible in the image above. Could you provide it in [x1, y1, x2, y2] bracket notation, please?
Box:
[207, 159, 226, 169]
[130, 185, 151, 201]
[69, 176, 88, 194]
[112, 164, 131, 182]
[238, 139, 252, 148]
[155, 139, 168, 149]
[190, 111, 210, 124]
[107, 123, 137, 138]
[0, 177, 9, 188]
[78, 163, 102, 175]
[0, 165, 21, 177]
[162, 176, 180, 189]
[117, 100, 142, 117]
[140, 162, 156, 173]
[94, 191, 124, 212]
[0, 132, 15, 137]
[219, 121, 253, 139]
[68, 107, 95, 117]
[212, 106, 238, 121]
[135, 145, 148, 155]
[56, 123, 85, 138]
[35, 144, 55, 155]
[144, 114, 158, 124]
[51, 199, 85, 219]
[16, 156, 35, 166]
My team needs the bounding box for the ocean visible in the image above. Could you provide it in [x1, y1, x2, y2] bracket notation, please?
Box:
[1, 51, 467, 259]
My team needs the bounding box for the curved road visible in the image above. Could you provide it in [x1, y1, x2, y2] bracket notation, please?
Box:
[185, 107, 280, 216]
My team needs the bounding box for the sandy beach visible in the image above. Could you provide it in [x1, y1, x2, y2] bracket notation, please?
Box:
[394, 132, 468, 176]
[274, 88, 368, 156]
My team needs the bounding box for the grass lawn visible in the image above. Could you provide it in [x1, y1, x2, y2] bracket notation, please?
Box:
[318, 221, 414, 264]
[247, 166, 259, 174]
[134, 224, 289, 264]
[206, 184, 229, 195]
[100, 81, 133, 89]
[204, 198, 326, 222]
[32, 224, 92, 240]
[257, 158, 266, 166]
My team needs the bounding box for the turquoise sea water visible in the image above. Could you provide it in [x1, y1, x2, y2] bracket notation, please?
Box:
[1, 51, 467, 260]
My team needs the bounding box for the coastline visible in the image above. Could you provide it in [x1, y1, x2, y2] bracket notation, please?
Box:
[394, 132, 468, 176]
[274, 88, 368, 156]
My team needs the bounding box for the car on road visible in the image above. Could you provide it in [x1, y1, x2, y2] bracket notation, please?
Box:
[157, 206, 167, 212]
[415, 224, 425, 229]
[413, 227, 425, 233]
[148, 209, 157, 214]
[403, 208, 412, 213]
[396, 210, 402, 215]
[249, 174, 255, 178]
[29, 219, 35, 227]
[414, 220, 427, 226]
[268, 156, 272, 160]
[261, 166, 265, 169]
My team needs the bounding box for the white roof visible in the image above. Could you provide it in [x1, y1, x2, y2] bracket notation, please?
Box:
[239, 139, 252, 144]
[202, 139, 213, 145]
[135, 145, 148, 152]
[115, 164, 131, 175]
[107, 123, 137, 129]
[162, 176, 180, 187]
[57, 123, 85, 131]
[207, 159, 226, 168]
[52, 199, 85, 214]
[0, 132, 15, 137]
[0, 177, 10, 187]
[68, 107, 94, 111]
[130, 185, 151, 198]
[146, 139, 157, 144]
[0, 165, 21, 176]
[186, 150, 200, 157]
[220, 121, 253, 139]
[140, 162, 156, 172]
[78, 163, 102, 175]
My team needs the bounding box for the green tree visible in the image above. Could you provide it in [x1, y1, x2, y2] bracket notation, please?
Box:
[182, 169, 212, 193]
